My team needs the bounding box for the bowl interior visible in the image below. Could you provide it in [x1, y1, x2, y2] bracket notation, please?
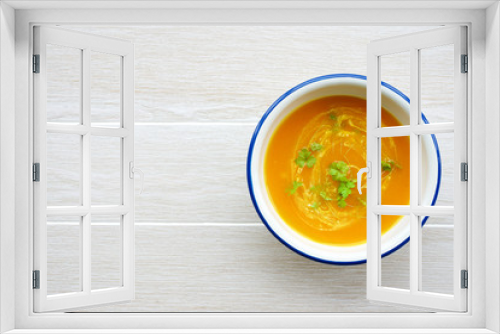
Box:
[249, 76, 439, 263]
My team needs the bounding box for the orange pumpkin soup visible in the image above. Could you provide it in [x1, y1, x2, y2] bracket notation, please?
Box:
[264, 95, 410, 247]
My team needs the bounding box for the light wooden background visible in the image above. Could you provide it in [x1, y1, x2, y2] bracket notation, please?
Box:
[44, 25, 457, 312]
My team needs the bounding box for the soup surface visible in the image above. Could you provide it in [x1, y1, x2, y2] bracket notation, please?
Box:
[264, 95, 410, 247]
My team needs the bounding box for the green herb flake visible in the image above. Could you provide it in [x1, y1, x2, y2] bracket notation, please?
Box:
[310, 201, 320, 209]
[328, 161, 357, 208]
[338, 182, 354, 200]
[310, 142, 323, 151]
[328, 161, 350, 181]
[381, 160, 402, 172]
[381, 161, 392, 172]
[295, 148, 316, 168]
[319, 191, 333, 201]
[329, 113, 337, 120]
[287, 181, 303, 195]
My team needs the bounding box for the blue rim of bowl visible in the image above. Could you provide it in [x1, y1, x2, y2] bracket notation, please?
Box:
[246, 73, 442, 265]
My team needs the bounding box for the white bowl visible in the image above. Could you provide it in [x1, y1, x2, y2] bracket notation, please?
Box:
[247, 74, 441, 264]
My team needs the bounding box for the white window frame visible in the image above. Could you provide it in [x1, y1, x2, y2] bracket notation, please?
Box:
[32, 26, 135, 312]
[0, 2, 497, 333]
[366, 26, 468, 312]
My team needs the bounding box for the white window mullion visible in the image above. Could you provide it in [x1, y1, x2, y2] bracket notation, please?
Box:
[121, 48, 135, 298]
[366, 47, 381, 298]
[82, 47, 91, 295]
[409, 47, 420, 294]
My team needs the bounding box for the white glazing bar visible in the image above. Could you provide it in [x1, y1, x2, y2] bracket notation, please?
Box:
[46, 205, 129, 216]
[82, 47, 91, 294]
[413, 123, 454, 135]
[412, 206, 454, 216]
[366, 47, 381, 297]
[121, 48, 135, 298]
[46, 124, 129, 137]
[372, 123, 454, 138]
[409, 47, 420, 294]
[372, 205, 454, 216]
[46, 123, 87, 135]
[372, 205, 411, 215]
[372, 126, 411, 138]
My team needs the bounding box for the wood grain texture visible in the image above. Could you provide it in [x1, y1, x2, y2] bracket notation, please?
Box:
[43, 25, 457, 312]
[135, 124, 258, 223]
[70, 225, 453, 312]
[67, 25, 438, 123]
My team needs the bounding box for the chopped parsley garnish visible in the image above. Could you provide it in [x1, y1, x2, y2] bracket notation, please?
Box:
[328, 161, 356, 208]
[319, 191, 333, 201]
[295, 148, 316, 168]
[310, 142, 323, 151]
[328, 161, 350, 181]
[381, 160, 402, 172]
[287, 181, 303, 195]
[310, 201, 320, 209]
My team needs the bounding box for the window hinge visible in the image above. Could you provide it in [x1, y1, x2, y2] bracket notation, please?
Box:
[461, 162, 468, 181]
[461, 270, 468, 289]
[33, 54, 40, 73]
[461, 54, 468, 73]
[33, 163, 40, 182]
[32, 270, 40, 289]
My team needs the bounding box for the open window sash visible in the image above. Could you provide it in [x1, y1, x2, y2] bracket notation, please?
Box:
[33, 26, 135, 312]
[365, 26, 467, 312]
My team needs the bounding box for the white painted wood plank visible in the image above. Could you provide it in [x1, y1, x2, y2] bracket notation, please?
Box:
[64, 225, 454, 313]
[63, 26, 438, 123]
[134, 124, 260, 223]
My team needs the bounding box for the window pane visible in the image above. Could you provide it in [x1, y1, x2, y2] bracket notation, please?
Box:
[92, 215, 122, 290]
[91, 51, 121, 127]
[46, 44, 81, 124]
[47, 216, 81, 295]
[47, 133, 81, 206]
[91, 136, 121, 205]
[420, 133, 453, 206]
[421, 216, 454, 295]
[381, 215, 410, 290]
[380, 136, 410, 205]
[380, 51, 410, 127]
[420, 44, 454, 125]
